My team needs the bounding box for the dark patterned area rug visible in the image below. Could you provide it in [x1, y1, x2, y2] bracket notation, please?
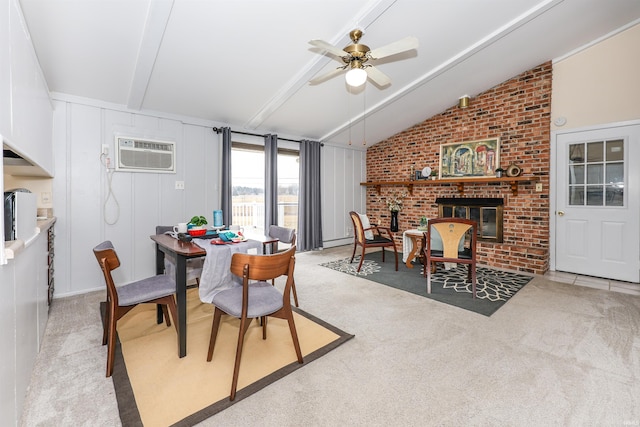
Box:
[320, 251, 533, 316]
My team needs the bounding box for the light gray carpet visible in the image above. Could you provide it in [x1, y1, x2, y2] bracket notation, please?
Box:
[21, 245, 640, 426]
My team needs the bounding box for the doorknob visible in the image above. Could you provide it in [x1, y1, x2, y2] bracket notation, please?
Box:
[557, 211, 565, 216]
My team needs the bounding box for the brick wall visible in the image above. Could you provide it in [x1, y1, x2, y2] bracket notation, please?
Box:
[365, 62, 551, 274]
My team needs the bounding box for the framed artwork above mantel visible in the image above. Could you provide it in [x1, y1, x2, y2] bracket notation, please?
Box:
[439, 137, 499, 179]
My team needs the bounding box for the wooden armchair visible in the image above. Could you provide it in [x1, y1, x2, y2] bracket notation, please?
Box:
[423, 218, 477, 298]
[348, 211, 398, 273]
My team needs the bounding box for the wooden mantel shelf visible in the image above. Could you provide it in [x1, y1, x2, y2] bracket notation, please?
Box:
[360, 176, 539, 196]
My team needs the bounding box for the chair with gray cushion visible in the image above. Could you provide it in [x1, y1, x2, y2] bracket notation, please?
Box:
[267, 225, 296, 253]
[206, 246, 303, 401]
[267, 225, 299, 306]
[93, 240, 178, 377]
[156, 225, 204, 286]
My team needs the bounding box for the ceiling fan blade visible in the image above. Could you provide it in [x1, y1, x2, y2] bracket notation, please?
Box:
[309, 39, 348, 58]
[366, 65, 391, 86]
[309, 67, 345, 85]
[369, 36, 418, 60]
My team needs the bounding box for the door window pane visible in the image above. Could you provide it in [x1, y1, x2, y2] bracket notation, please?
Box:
[569, 165, 584, 184]
[586, 164, 603, 184]
[606, 163, 624, 184]
[569, 143, 584, 162]
[605, 185, 624, 206]
[586, 186, 603, 205]
[586, 141, 603, 162]
[569, 187, 584, 205]
[606, 139, 624, 161]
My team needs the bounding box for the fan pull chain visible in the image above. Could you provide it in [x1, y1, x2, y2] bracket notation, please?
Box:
[348, 85, 352, 145]
[362, 86, 367, 146]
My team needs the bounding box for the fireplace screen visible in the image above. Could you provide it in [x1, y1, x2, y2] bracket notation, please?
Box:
[437, 198, 503, 242]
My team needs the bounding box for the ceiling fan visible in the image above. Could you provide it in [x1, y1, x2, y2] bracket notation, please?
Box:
[309, 29, 418, 87]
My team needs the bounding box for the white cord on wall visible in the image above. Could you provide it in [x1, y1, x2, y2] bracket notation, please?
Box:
[100, 153, 120, 225]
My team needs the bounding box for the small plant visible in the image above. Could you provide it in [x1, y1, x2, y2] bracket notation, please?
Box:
[189, 215, 208, 227]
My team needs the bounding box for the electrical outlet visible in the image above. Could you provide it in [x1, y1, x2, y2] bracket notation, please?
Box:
[101, 144, 109, 155]
[175, 181, 185, 190]
[535, 182, 543, 192]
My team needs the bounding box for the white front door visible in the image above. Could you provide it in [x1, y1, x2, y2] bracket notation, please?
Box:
[555, 124, 639, 283]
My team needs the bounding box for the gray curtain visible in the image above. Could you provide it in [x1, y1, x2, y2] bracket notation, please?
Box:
[298, 139, 323, 251]
[264, 134, 278, 231]
[220, 127, 232, 227]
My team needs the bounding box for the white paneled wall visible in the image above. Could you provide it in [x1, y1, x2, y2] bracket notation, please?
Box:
[52, 100, 220, 297]
[321, 143, 367, 248]
[52, 99, 367, 297]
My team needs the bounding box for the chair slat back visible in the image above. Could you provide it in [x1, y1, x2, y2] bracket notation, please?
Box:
[349, 211, 365, 243]
[230, 246, 296, 282]
[431, 222, 473, 258]
[92, 241, 121, 304]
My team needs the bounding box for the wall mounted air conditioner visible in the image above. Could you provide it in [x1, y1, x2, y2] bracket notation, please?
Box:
[115, 136, 175, 173]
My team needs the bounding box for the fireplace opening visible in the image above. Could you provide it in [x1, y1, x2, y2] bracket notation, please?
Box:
[435, 197, 504, 243]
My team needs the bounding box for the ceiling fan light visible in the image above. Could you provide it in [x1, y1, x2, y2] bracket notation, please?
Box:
[345, 68, 367, 87]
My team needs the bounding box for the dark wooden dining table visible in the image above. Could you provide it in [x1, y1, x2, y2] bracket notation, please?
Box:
[150, 233, 206, 358]
[149, 232, 279, 358]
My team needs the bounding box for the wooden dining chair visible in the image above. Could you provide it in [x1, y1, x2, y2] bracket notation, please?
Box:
[349, 211, 398, 272]
[267, 225, 299, 306]
[93, 241, 178, 377]
[155, 225, 204, 286]
[206, 246, 303, 401]
[423, 218, 477, 298]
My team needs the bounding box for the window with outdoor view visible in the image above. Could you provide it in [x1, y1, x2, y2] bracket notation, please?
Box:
[231, 142, 299, 236]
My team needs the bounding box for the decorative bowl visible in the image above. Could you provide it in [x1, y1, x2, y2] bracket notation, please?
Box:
[188, 228, 207, 236]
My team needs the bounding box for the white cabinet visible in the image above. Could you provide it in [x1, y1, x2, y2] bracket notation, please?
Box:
[0, 262, 17, 424]
[1, 0, 53, 176]
[0, 223, 52, 427]
[13, 236, 39, 419]
[0, 0, 11, 137]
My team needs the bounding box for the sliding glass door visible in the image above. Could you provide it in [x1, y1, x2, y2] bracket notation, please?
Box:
[231, 142, 299, 235]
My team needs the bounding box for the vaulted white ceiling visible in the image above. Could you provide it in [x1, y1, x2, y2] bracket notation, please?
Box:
[18, 0, 640, 146]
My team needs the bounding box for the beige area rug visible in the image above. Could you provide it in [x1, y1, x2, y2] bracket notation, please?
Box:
[108, 289, 354, 426]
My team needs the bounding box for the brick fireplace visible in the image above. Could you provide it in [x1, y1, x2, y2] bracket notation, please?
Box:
[364, 62, 551, 275]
